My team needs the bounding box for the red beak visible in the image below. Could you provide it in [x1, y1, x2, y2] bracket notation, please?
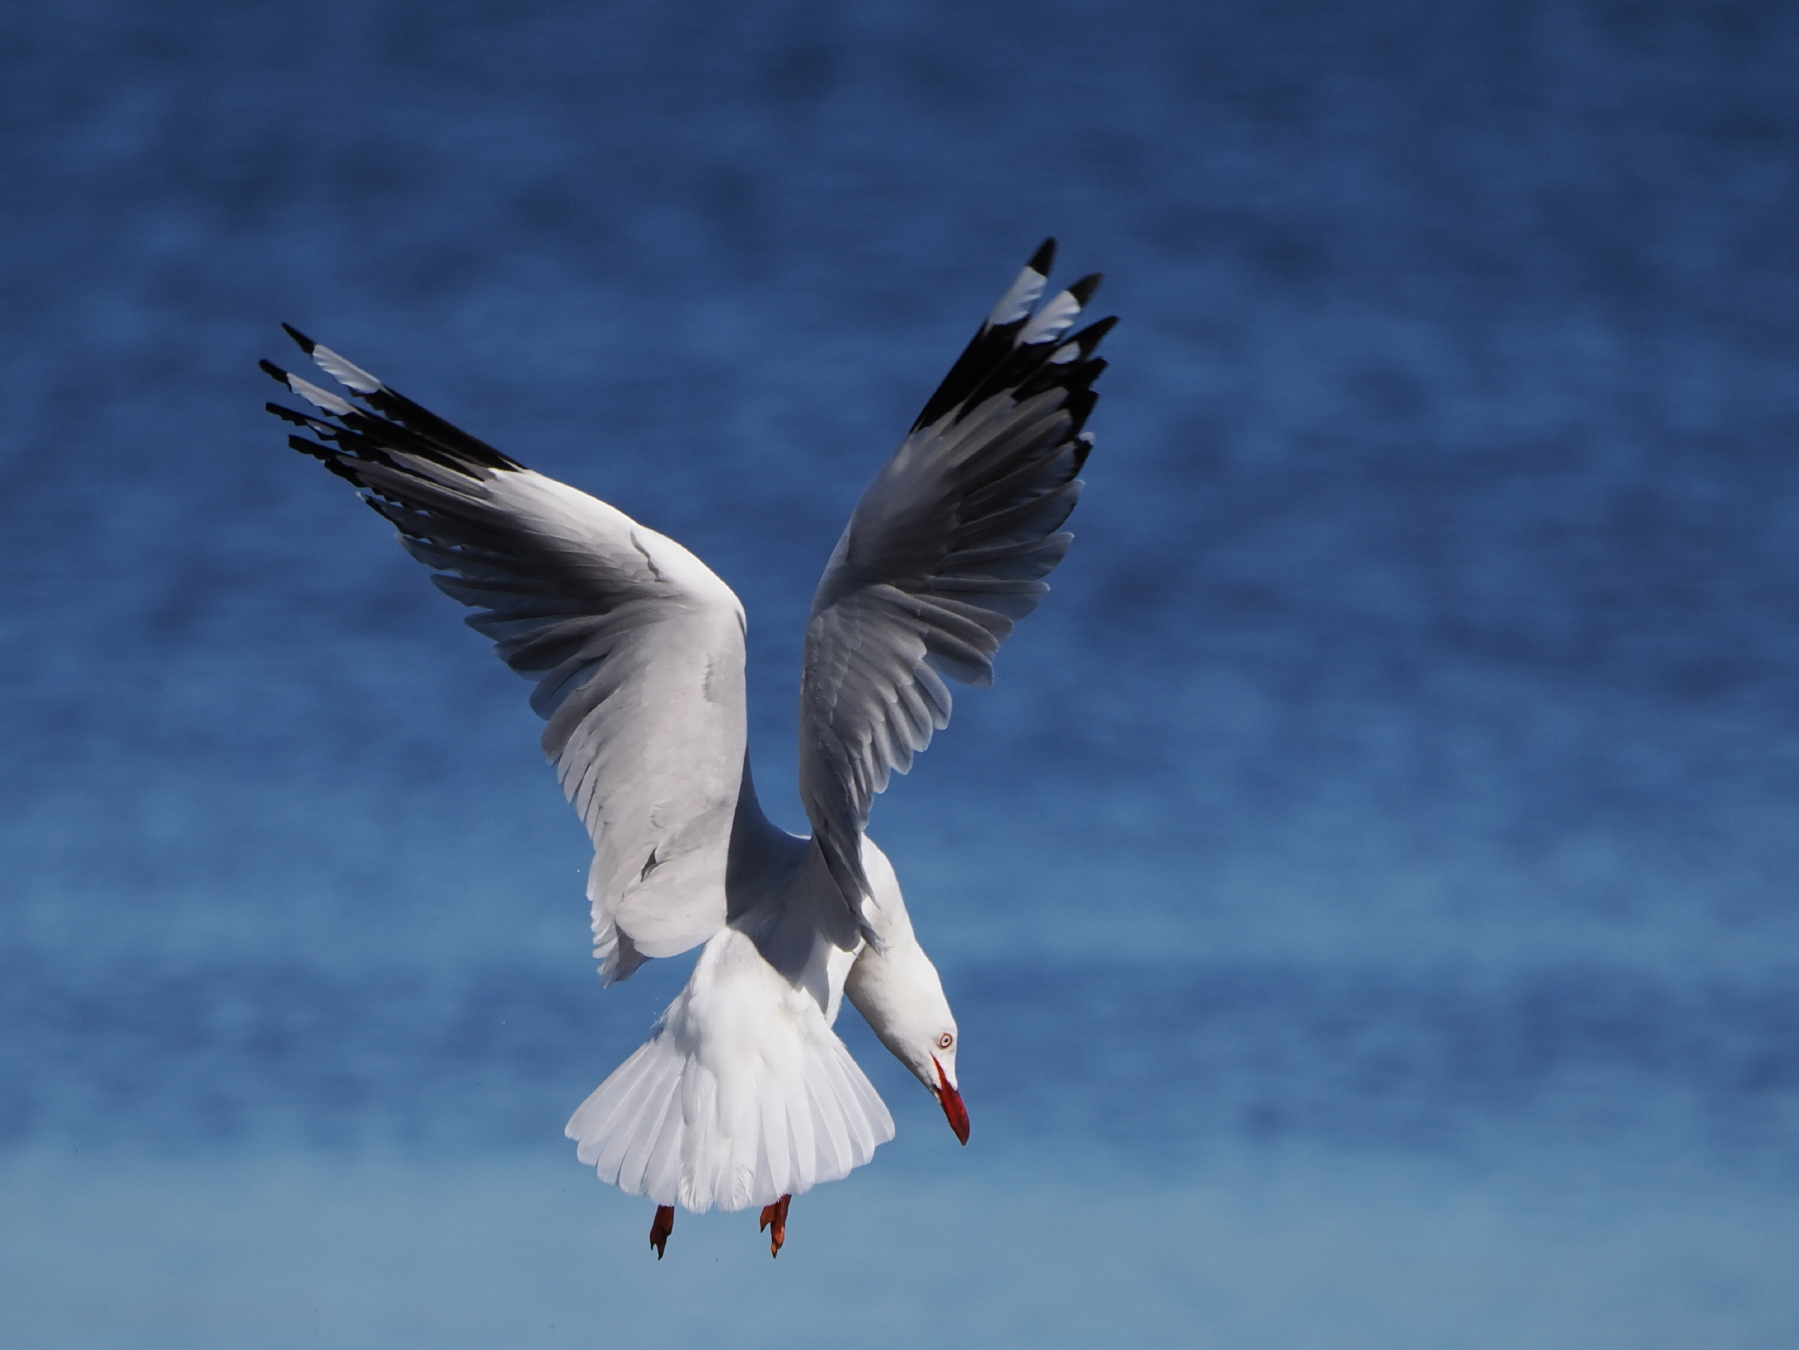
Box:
[933, 1056, 970, 1145]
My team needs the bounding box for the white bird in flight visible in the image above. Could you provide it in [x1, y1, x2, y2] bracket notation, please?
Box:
[262, 240, 1113, 1258]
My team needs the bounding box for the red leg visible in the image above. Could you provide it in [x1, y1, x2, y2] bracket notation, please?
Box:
[758, 1194, 792, 1258]
[649, 1204, 675, 1259]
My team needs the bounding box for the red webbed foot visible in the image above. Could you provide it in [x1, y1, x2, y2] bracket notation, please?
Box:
[758, 1194, 792, 1258]
[649, 1205, 675, 1259]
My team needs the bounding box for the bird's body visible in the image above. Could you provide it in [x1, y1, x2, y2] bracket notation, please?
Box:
[263, 241, 1111, 1255]
[565, 776, 906, 1218]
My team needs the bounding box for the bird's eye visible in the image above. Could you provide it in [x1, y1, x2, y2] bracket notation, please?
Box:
[938, 1033, 954, 1049]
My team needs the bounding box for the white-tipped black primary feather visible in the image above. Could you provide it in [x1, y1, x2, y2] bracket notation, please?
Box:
[798, 240, 1115, 940]
[263, 331, 750, 983]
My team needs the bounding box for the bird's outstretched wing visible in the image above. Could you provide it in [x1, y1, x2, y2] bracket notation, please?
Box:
[263, 330, 746, 982]
[799, 241, 1114, 939]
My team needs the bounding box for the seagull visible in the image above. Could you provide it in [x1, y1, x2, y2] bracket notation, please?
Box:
[261, 240, 1112, 1258]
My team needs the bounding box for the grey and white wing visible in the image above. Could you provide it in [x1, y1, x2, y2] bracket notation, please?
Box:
[799, 241, 1114, 938]
[263, 330, 746, 983]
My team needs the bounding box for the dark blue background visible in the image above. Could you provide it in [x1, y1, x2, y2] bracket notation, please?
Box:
[3, 2, 1797, 1345]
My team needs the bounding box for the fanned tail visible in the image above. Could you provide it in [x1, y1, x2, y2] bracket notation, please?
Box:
[566, 934, 895, 1213]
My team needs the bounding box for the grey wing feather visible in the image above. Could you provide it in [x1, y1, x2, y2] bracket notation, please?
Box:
[799, 240, 1115, 938]
[262, 334, 746, 982]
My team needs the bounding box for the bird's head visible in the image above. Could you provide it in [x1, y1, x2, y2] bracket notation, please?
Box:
[844, 912, 968, 1145]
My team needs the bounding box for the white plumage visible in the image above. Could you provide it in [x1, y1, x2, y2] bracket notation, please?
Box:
[567, 926, 892, 1214]
[262, 240, 1112, 1254]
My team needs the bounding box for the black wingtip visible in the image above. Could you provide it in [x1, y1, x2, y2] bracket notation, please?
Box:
[286, 432, 330, 458]
[266, 400, 314, 426]
[1071, 431, 1096, 473]
[259, 358, 292, 386]
[1067, 273, 1103, 306]
[281, 323, 317, 354]
[1072, 314, 1118, 350]
[1027, 238, 1056, 276]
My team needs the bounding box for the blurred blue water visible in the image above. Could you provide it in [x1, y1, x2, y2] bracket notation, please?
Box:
[6, 953, 1799, 1170]
[3, 1, 1798, 1345]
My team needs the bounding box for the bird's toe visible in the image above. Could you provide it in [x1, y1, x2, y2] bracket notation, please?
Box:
[758, 1194, 792, 1257]
[649, 1205, 675, 1259]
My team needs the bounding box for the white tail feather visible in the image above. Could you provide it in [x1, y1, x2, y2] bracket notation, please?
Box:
[567, 929, 895, 1213]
